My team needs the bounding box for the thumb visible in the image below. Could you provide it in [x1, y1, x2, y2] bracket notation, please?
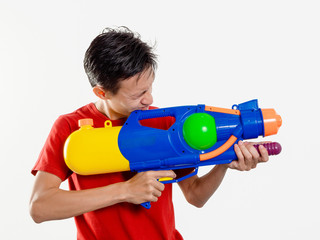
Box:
[152, 170, 177, 179]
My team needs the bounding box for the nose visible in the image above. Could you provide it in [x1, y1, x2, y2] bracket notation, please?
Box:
[141, 92, 153, 106]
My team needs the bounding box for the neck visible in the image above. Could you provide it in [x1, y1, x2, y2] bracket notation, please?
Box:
[94, 100, 126, 120]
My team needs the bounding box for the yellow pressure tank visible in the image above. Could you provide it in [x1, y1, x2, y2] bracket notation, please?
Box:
[64, 119, 130, 175]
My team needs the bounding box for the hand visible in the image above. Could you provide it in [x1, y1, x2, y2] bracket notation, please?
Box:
[227, 141, 269, 171]
[123, 170, 176, 205]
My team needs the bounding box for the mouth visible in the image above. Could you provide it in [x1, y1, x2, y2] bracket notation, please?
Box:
[139, 106, 149, 111]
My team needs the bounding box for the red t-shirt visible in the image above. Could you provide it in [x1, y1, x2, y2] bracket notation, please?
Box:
[32, 103, 185, 240]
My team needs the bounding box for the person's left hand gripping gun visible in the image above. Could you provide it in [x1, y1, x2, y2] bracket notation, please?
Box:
[64, 99, 282, 209]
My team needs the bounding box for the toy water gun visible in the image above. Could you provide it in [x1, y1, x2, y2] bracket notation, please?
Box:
[64, 99, 282, 208]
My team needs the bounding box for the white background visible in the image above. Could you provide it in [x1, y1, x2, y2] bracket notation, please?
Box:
[1, 0, 319, 239]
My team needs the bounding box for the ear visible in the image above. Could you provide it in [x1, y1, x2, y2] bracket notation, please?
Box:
[93, 86, 108, 100]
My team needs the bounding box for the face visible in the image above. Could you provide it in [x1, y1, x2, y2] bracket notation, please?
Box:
[104, 68, 154, 119]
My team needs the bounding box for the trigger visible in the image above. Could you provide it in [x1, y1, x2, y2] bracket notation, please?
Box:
[158, 177, 173, 182]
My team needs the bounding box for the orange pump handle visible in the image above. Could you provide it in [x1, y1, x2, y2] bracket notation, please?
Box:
[199, 135, 238, 161]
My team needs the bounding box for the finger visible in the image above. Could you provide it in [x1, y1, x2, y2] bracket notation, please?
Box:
[153, 180, 165, 192]
[142, 183, 162, 202]
[227, 160, 240, 170]
[246, 143, 260, 168]
[153, 189, 162, 198]
[143, 174, 165, 189]
[150, 196, 159, 203]
[234, 143, 246, 171]
[152, 170, 177, 180]
[149, 188, 162, 202]
[258, 145, 269, 163]
[238, 141, 254, 170]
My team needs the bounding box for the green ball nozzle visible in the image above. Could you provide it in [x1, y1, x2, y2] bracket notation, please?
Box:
[182, 113, 217, 150]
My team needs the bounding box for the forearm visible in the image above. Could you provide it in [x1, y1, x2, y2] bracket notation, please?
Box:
[183, 164, 228, 208]
[30, 181, 126, 223]
[30, 170, 176, 223]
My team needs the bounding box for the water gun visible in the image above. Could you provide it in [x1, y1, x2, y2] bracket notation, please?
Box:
[64, 99, 282, 208]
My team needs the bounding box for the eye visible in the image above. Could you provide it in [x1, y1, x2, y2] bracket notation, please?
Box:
[132, 87, 151, 100]
[131, 92, 144, 100]
[135, 91, 147, 99]
[140, 90, 147, 96]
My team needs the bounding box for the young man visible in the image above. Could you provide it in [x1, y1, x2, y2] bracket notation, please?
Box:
[30, 27, 269, 240]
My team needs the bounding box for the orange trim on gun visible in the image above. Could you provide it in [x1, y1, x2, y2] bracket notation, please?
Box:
[199, 135, 238, 161]
[205, 106, 240, 115]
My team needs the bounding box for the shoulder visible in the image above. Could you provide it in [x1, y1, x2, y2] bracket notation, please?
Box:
[56, 103, 96, 132]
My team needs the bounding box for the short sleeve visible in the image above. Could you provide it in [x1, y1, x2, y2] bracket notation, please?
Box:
[31, 116, 73, 181]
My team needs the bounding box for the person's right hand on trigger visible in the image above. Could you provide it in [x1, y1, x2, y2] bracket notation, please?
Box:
[123, 170, 176, 205]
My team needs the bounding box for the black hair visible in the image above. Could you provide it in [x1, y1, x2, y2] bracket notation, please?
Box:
[84, 26, 157, 94]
